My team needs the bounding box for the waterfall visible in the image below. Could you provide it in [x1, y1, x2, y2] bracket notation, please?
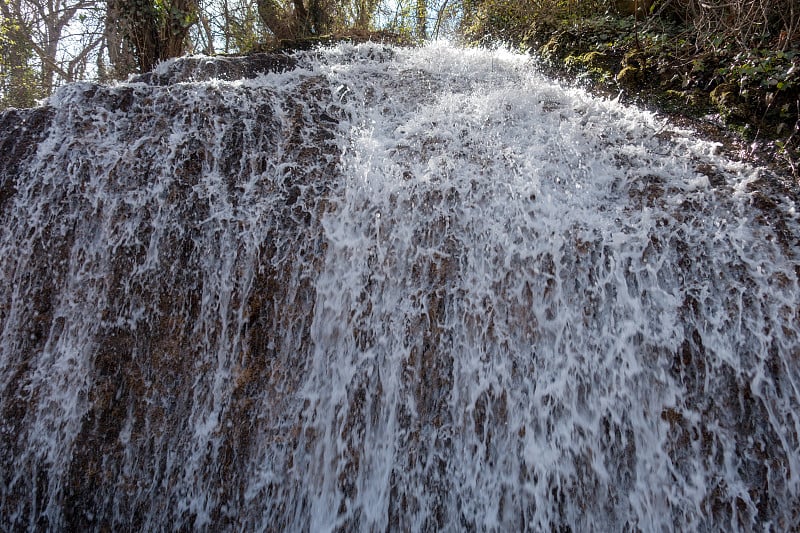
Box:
[1, 42, 798, 531]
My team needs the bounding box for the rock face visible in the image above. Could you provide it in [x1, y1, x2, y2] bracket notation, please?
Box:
[130, 52, 298, 85]
[0, 107, 54, 215]
[0, 52, 340, 531]
[0, 43, 799, 531]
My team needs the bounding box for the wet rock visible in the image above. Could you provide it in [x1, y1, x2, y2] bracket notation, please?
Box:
[132, 52, 298, 85]
[0, 107, 54, 215]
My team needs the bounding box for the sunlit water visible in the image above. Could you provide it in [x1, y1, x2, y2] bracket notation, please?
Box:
[1, 42, 798, 531]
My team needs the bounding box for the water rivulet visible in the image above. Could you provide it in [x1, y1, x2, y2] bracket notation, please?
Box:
[1, 43, 799, 531]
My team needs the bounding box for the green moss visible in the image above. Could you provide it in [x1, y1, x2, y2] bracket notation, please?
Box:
[539, 37, 562, 60]
[622, 50, 647, 69]
[572, 51, 608, 69]
[658, 89, 687, 110]
[710, 82, 750, 119]
[616, 65, 642, 87]
[563, 51, 617, 85]
[539, 32, 582, 64]
[709, 83, 737, 106]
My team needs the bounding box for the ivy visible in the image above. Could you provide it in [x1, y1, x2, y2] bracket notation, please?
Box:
[716, 50, 798, 92]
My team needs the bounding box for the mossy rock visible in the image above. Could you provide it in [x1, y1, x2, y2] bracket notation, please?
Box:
[616, 65, 643, 87]
[523, 18, 559, 48]
[622, 50, 647, 69]
[568, 50, 610, 69]
[538, 29, 586, 63]
[562, 51, 618, 85]
[539, 36, 571, 62]
[710, 82, 750, 119]
[682, 89, 710, 109]
[710, 83, 737, 106]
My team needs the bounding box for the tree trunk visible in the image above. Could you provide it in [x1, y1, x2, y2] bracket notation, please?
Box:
[257, 0, 333, 41]
[306, 0, 332, 36]
[160, 0, 199, 60]
[106, 0, 197, 76]
[257, 0, 297, 40]
[106, 0, 160, 74]
[416, 0, 427, 39]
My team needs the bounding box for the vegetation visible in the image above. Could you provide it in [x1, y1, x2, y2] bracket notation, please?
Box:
[103, 0, 199, 77]
[1, 0, 103, 107]
[1, 0, 798, 174]
[0, 0, 447, 103]
[0, 8, 41, 108]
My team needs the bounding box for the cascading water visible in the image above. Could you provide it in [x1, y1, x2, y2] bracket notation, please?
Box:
[0, 42, 798, 531]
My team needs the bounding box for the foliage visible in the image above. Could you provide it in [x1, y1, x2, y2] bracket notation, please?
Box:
[217, 1, 268, 53]
[657, 0, 800, 51]
[256, 0, 347, 40]
[254, 0, 428, 42]
[106, 0, 199, 76]
[0, 8, 41, 107]
[0, 0, 103, 99]
[718, 50, 798, 93]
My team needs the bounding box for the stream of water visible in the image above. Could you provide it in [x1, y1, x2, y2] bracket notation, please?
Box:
[1, 42, 798, 531]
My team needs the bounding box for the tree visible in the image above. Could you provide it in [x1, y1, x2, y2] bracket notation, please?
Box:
[351, 0, 379, 30]
[256, 0, 298, 39]
[0, 10, 41, 107]
[0, 0, 103, 97]
[256, 0, 338, 40]
[105, 0, 199, 77]
[216, 0, 265, 53]
[415, 0, 426, 38]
